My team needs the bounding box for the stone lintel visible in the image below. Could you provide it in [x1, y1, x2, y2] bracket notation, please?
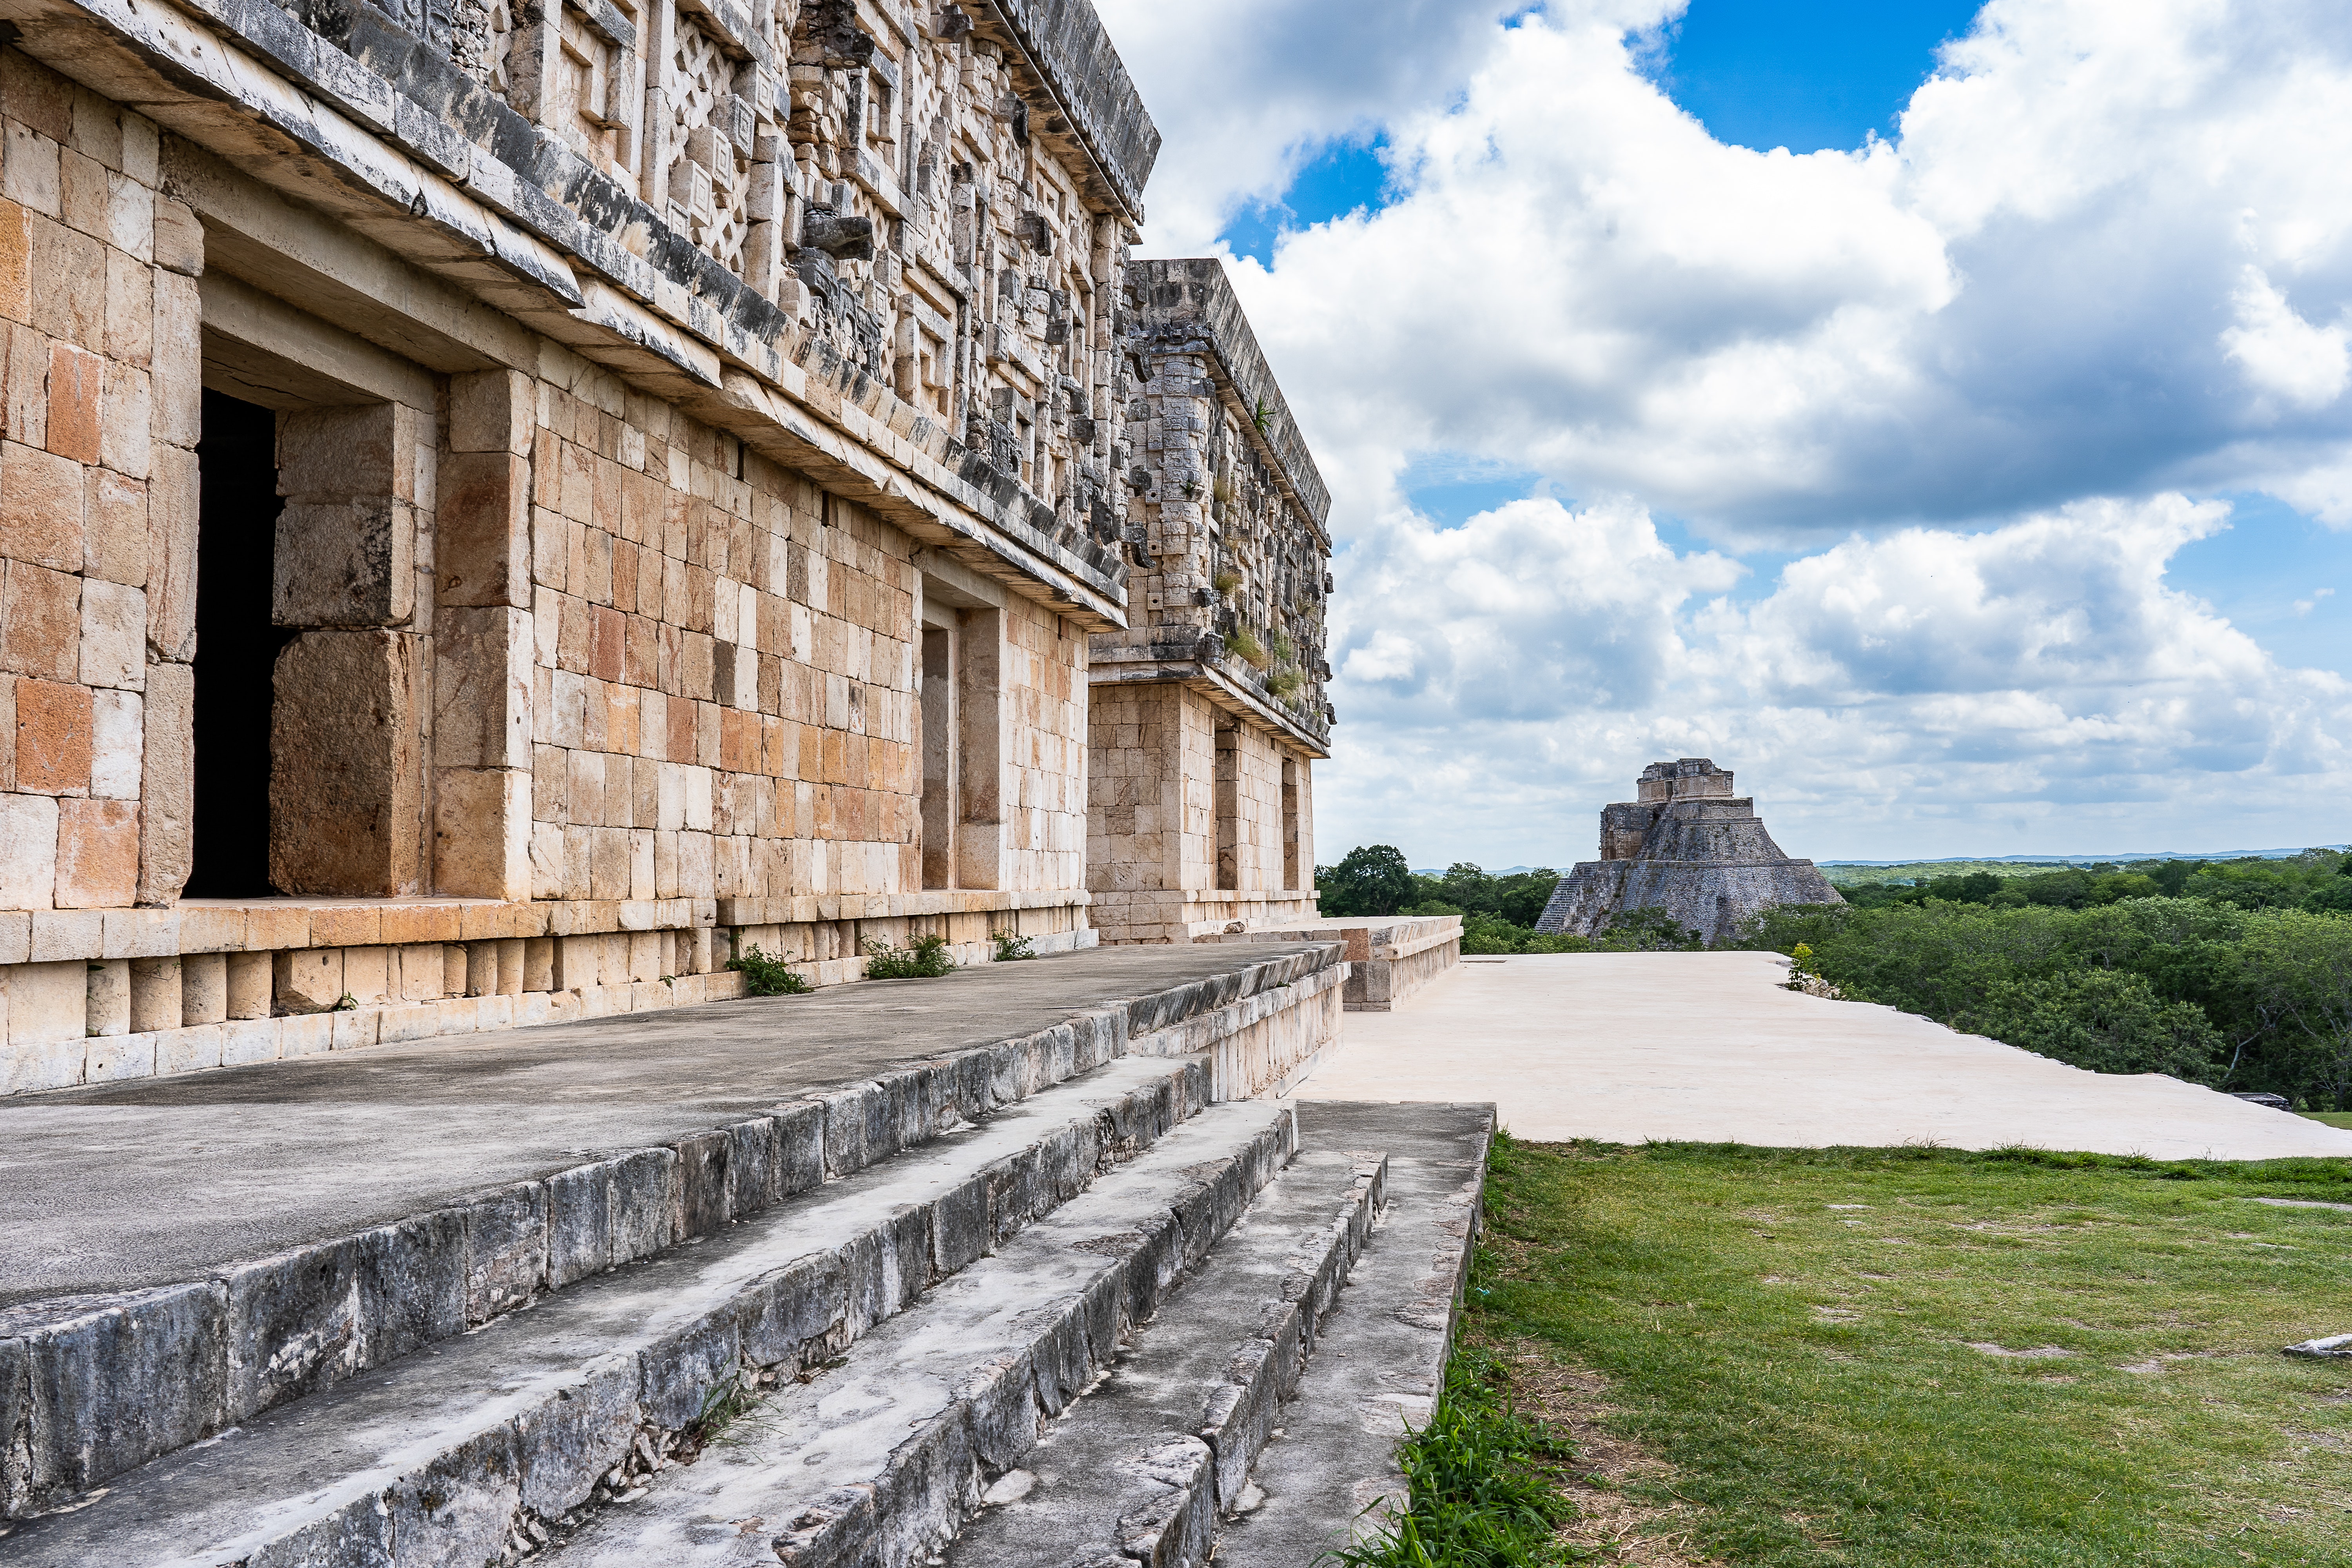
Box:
[1086, 654, 1332, 757]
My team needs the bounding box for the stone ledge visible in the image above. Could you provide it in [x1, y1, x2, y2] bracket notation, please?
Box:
[0, 891, 1096, 965]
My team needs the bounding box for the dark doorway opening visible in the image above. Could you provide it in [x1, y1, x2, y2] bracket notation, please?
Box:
[186, 388, 293, 896]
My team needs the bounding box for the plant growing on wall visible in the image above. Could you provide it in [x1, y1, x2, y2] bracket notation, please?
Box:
[1268, 629, 1296, 664]
[1212, 569, 1241, 597]
[728, 944, 813, 995]
[863, 934, 957, 979]
[1268, 666, 1303, 699]
[992, 930, 1036, 961]
[1226, 627, 1268, 668]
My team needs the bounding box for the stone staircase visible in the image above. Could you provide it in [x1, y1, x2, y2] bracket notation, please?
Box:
[0, 949, 1488, 1568]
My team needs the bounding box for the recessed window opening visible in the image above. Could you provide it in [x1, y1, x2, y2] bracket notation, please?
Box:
[186, 388, 293, 896]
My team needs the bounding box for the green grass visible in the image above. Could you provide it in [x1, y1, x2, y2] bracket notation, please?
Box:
[1324, 1347, 1584, 1567]
[2304, 1112, 2352, 1130]
[1474, 1136, 2352, 1566]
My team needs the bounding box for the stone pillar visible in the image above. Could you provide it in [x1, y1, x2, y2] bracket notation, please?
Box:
[955, 608, 1003, 891]
[434, 370, 534, 900]
[225, 951, 271, 1020]
[129, 956, 181, 1033]
[87, 960, 130, 1038]
[181, 951, 227, 1025]
[495, 938, 525, 996]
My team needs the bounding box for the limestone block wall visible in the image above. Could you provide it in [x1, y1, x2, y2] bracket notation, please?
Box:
[0, 53, 193, 918]
[0, 0, 1138, 1093]
[1087, 681, 1319, 942]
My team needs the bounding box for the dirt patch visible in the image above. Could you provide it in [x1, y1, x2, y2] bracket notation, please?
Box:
[1481, 1339, 1719, 1566]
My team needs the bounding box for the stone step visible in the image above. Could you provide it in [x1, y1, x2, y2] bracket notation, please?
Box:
[0, 942, 1342, 1520]
[937, 1143, 1388, 1568]
[0, 1055, 1244, 1566]
[1212, 1101, 1495, 1567]
[536, 1100, 1303, 1568]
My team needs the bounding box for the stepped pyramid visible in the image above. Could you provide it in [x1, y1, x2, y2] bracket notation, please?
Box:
[1535, 759, 1842, 944]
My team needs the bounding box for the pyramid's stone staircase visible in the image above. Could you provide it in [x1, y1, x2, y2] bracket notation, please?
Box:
[0, 946, 1488, 1568]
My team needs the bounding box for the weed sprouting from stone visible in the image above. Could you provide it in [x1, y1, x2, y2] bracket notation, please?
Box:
[862, 934, 957, 979]
[991, 930, 1036, 962]
[727, 944, 812, 996]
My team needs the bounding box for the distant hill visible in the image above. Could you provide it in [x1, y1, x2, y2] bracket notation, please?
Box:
[1821, 847, 2347, 867]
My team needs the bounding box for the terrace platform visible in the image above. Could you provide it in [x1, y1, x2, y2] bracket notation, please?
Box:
[1306, 951, 2352, 1161]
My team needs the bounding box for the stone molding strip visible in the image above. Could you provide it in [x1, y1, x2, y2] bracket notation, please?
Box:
[1089, 638, 1333, 753]
[0, 890, 1094, 967]
[0, 946, 1338, 1518]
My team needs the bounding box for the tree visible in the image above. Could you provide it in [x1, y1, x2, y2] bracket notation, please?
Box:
[1951, 969, 2221, 1081]
[1316, 844, 1415, 917]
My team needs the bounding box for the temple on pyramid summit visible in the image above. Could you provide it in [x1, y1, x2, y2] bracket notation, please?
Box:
[1535, 759, 1843, 944]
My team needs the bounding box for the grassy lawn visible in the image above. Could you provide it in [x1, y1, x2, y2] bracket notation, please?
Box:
[2304, 1112, 2352, 1130]
[1473, 1138, 2352, 1566]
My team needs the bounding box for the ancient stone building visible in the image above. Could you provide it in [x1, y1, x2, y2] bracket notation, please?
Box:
[1535, 758, 1842, 945]
[1087, 258, 1331, 943]
[0, 0, 1196, 1093]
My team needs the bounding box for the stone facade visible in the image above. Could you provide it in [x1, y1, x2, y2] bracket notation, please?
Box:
[1087, 258, 1331, 943]
[0, 0, 1179, 1093]
[1535, 758, 1843, 945]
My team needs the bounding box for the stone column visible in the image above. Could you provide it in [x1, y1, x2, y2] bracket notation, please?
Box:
[432, 371, 534, 900]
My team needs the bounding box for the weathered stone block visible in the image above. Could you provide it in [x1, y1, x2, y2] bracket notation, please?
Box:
[432, 605, 531, 768]
[54, 799, 136, 907]
[461, 1183, 546, 1323]
[2, 559, 80, 680]
[17, 1283, 225, 1506]
[13, 675, 88, 794]
[381, 1423, 522, 1568]
[143, 441, 195, 662]
[0, 439, 83, 569]
[432, 767, 530, 900]
[225, 949, 271, 1019]
[133, 663, 188, 907]
[0, 794, 58, 908]
[447, 368, 533, 456]
[42, 340, 98, 463]
[180, 948, 225, 1024]
[355, 1208, 467, 1366]
[274, 499, 415, 628]
[222, 1240, 367, 1419]
[270, 630, 424, 896]
[437, 449, 530, 607]
[273, 946, 344, 1014]
[76, 577, 142, 690]
[513, 1353, 638, 1518]
[127, 953, 178, 1032]
[734, 1250, 845, 1367]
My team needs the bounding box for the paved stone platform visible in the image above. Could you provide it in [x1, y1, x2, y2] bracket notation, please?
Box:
[0, 944, 1335, 1308]
[1303, 953, 2352, 1161]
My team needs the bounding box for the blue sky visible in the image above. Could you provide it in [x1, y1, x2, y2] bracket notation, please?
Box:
[1214, 3, 2352, 693]
[1116, 0, 2352, 863]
